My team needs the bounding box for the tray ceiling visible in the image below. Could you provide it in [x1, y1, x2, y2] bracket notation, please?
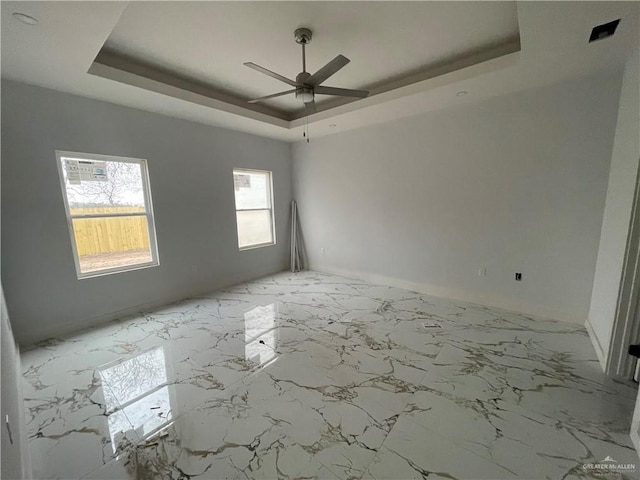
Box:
[97, 1, 520, 118]
[1, 2, 638, 142]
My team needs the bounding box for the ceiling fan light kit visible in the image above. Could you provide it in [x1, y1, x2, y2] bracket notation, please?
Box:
[244, 27, 370, 114]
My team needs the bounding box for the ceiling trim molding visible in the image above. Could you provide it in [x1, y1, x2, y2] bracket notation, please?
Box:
[89, 50, 290, 127]
[289, 39, 521, 121]
[291, 46, 522, 128]
[89, 40, 521, 130]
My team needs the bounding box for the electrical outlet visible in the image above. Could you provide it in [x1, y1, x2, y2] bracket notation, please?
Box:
[515, 272, 522, 281]
[478, 268, 486, 277]
[321, 248, 325, 255]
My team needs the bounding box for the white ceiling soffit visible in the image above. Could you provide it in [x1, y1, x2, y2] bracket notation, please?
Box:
[1, 2, 639, 142]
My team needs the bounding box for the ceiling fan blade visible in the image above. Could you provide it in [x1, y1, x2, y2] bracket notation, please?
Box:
[244, 62, 298, 87]
[305, 101, 317, 114]
[314, 86, 369, 98]
[248, 89, 296, 104]
[306, 55, 350, 87]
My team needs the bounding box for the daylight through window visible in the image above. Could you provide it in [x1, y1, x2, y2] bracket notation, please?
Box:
[56, 151, 159, 278]
[233, 169, 275, 249]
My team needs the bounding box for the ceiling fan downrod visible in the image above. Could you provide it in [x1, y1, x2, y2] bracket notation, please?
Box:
[294, 28, 314, 103]
[294, 28, 312, 73]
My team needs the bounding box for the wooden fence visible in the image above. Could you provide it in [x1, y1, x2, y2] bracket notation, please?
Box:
[70, 207, 150, 255]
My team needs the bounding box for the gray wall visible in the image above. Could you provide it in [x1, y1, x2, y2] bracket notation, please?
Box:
[588, 52, 640, 367]
[2, 80, 292, 345]
[1, 285, 30, 479]
[293, 71, 621, 324]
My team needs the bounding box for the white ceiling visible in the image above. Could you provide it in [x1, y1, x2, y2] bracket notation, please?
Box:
[1, 2, 638, 143]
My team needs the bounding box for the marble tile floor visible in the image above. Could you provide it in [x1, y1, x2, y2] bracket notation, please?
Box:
[20, 271, 639, 480]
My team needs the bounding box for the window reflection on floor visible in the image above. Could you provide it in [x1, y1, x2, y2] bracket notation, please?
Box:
[244, 304, 279, 368]
[98, 346, 172, 452]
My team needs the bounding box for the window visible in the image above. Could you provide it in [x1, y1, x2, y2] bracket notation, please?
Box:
[233, 169, 275, 249]
[55, 151, 159, 278]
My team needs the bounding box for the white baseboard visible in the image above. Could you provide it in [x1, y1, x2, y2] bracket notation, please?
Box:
[19, 295, 184, 347]
[584, 316, 608, 371]
[19, 267, 289, 348]
[309, 263, 585, 325]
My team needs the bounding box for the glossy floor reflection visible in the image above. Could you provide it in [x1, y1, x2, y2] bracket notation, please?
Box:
[21, 271, 638, 479]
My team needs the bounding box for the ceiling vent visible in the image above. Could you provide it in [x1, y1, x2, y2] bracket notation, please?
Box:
[589, 19, 621, 43]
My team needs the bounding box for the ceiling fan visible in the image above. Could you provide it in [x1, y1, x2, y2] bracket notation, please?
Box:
[244, 28, 369, 113]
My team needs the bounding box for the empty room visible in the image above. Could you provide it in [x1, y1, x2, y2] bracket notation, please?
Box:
[2, 1, 640, 479]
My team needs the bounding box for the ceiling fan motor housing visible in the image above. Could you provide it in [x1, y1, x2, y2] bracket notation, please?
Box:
[295, 72, 314, 103]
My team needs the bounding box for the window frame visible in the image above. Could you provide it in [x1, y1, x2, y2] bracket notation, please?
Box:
[233, 168, 276, 251]
[55, 150, 160, 279]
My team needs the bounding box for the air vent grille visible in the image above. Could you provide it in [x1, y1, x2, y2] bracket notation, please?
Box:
[589, 19, 621, 43]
